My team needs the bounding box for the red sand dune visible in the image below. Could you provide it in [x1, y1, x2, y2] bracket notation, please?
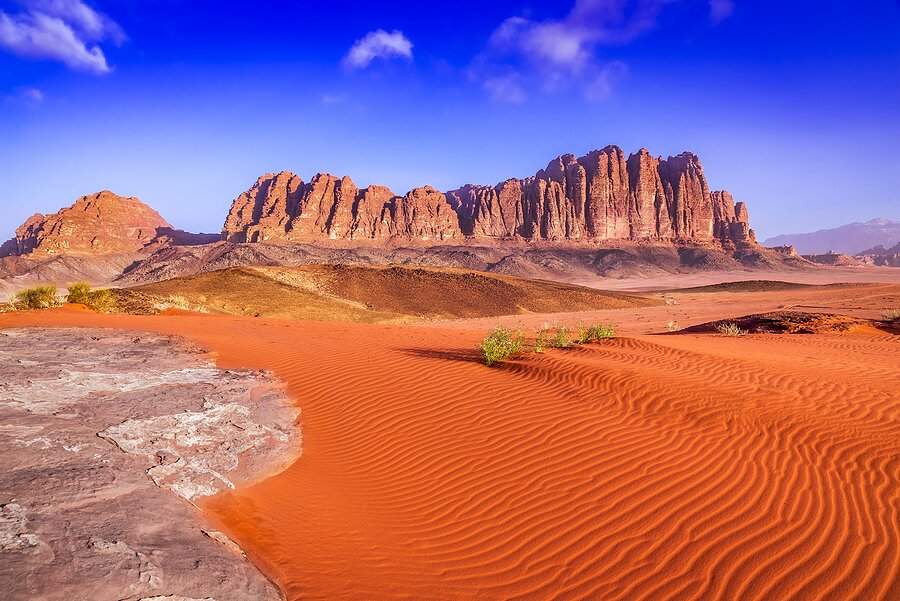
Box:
[2, 307, 898, 600]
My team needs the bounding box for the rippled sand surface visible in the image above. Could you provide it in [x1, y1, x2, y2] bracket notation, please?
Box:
[4, 290, 899, 600]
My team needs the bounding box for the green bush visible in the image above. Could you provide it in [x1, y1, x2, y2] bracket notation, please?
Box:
[65, 282, 117, 313]
[14, 285, 60, 310]
[480, 326, 524, 366]
[66, 282, 92, 304]
[716, 322, 748, 337]
[551, 326, 572, 348]
[577, 323, 615, 344]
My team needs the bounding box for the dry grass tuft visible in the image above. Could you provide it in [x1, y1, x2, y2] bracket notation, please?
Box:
[716, 322, 748, 337]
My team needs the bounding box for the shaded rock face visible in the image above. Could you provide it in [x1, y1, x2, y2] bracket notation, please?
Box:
[223, 173, 460, 243]
[8, 191, 171, 257]
[857, 241, 900, 267]
[223, 146, 756, 249]
[0, 328, 298, 601]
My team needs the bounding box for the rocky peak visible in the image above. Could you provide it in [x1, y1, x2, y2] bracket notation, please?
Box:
[221, 146, 760, 249]
[7, 191, 170, 257]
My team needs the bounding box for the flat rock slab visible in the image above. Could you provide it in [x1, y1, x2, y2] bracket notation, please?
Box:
[0, 328, 300, 601]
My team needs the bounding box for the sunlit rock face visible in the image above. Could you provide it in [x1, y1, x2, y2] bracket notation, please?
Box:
[9, 191, 171, 257]
[224, 146, 755, 248]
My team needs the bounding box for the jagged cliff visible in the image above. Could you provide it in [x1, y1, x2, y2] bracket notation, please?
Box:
[223, 146, 756, 249]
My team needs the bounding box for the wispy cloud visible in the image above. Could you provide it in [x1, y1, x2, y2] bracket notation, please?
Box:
[0, 0, 124, 74]
[473, 0, 668, 102]
[483, 74, 526, 104]
[709, 0, 735, 24]
[5, 86, 45, 107]
[321, 93, 349, 105]
[343, 29, 413, 70]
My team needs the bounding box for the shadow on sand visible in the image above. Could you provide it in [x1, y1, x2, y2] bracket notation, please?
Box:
[399, 347, 485, 364]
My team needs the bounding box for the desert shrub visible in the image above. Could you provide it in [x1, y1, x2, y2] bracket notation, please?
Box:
[86, 288, 116, 313]
[480, 326, 524, 366]
[14, 285, 60, 310]
[577, 323, 615, 343]
[66, 282, 92, 305]
[666, 320, 679, 332]
[534, 327, 550, 353]
[716, 322, 748, 337]
[883, 309, 900, 321]
[66, 282, 117, 313]
[551, 326, 572, 348]
[0, 302, 16, 313]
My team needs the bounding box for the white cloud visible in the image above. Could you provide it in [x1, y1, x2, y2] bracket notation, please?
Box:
[709, 0, 735, 24]
[343, 29, 413, 70]
[476, 0, 665, 102]
[0, 0, 124, 74]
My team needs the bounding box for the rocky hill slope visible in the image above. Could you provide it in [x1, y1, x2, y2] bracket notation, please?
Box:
[223, 146, 756, 249]
[4, 191, 171, 257]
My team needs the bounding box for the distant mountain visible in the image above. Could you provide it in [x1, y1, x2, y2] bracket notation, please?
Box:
[764, 218, 900, 255]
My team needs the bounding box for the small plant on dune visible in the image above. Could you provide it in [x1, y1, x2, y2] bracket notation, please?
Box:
[551, 326, 572, 348]
[716, 322, 748, 337]
[666, 320, 679, 332]
[576, 323, 615, 344]
[480, 326, 524, 366]
[66, 282, 117, 313]
[883, 309, 900, 321]
[0, 301, 16, 313]
[533, 327, 550, 353]
[14, 285, 60, 310]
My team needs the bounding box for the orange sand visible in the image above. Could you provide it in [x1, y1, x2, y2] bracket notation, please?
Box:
[3, 303, 899, 600]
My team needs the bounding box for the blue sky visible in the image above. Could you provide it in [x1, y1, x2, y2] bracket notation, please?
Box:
[1, 0, 899, 241]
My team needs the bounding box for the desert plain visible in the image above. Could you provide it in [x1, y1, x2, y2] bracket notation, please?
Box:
[3, 266, 898, 601]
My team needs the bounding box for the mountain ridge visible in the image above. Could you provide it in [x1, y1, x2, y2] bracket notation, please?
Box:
[764, 218, 900, 255]
[223, 146, 757, 250]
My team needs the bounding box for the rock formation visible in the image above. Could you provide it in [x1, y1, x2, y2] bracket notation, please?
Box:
[7, 190, 171, 256]
[223, 146, 757, 249]
[0, 328, 296, 600]
[857, 242, 900, 267]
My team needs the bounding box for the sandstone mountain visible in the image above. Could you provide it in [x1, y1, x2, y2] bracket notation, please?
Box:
[223, 146, 756, 249]
[3, 191, 171, 257]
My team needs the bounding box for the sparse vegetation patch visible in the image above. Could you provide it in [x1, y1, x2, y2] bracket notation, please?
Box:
[552, 326, 572, 349]
[534, 327, 550, 353]
[716, 322, 748, 337]
[577, 323, 616, 344]
[14, 286, 61, 310]
[883, 309, 900, 321]
[67, 282, 117, 313]
[480, 327, 524, 366]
